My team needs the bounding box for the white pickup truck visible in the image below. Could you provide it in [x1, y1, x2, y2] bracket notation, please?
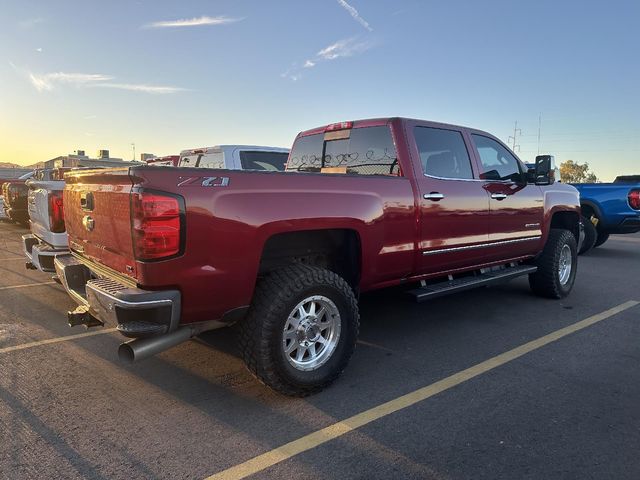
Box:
[22, 168, 71, 273]
[178, 145, 289, 170]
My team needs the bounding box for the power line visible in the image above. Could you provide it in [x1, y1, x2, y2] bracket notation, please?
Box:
[508, 121, 521, 152]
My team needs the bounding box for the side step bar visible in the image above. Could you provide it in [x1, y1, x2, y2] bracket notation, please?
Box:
[408, 265, 538, 303]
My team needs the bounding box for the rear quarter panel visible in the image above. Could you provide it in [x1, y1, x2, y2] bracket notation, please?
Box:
[132, 167, 417, 324]
[573, 183, 640, 228]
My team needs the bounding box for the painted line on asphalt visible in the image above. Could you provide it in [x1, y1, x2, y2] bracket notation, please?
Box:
[0, 281, 57, 291]
[357, 339, 395, 353]
[0, 256, 27, 261]
[609, 236, 640, 244]
[0, 328, 119, 354]
[205, 300, 639, 480]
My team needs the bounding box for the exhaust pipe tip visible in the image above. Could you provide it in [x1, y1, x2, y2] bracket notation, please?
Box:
[118, 342, 136, 363]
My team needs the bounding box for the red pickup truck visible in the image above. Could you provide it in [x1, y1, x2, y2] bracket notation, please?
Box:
[55, 117, 581, 395]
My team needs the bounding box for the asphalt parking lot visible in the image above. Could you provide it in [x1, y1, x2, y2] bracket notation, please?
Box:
[0, 220, 638, 480]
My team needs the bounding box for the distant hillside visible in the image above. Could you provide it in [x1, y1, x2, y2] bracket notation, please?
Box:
[0, 161, 44, 169]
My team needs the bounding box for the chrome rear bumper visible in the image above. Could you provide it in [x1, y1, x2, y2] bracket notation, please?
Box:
[54, 254, 181, 337]
[22, 234, 67, 273]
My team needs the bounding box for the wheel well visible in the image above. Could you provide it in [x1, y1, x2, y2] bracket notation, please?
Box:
[259, 229, 361, 290]
[550, 211, 580, 242]
[580, 201, 603, 221]
[581, 203, 595, 218]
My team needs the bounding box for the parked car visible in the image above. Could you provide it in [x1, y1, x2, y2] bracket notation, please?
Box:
[178, 145, 289, 171]
[571, 179, 640, 252]
[2, 171, 35, 225]
[22, 168, 73, 273]
[54, 117, 580, 395]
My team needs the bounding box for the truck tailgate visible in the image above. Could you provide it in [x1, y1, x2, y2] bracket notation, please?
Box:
[64, 168, 137, 279]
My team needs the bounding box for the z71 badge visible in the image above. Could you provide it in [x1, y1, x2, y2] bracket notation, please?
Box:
[176, 176, 230, 187]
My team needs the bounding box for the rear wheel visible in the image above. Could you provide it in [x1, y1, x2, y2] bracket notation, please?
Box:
[529, 229, 577, 299]
[238, 265, 359, 396]
[578, 215, 597, 255]
[594, 230, 610, 248]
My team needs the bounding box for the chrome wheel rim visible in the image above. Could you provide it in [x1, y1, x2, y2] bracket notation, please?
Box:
[282, 295, 341, 372]
[558, 244, 572, 285]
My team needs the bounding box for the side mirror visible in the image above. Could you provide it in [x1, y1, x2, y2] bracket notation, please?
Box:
[534, 155, 556, 185]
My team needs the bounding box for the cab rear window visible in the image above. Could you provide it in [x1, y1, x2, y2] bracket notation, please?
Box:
[240, 151, 288, 171]
[286, 126, 399, 176]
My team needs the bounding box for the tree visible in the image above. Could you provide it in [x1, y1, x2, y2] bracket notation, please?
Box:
[559, 160, 598, 183]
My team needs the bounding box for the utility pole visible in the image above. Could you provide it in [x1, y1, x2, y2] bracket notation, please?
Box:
[131, 143, 136, 161]
[537, 113, 542, 155]
[508, 121, 521, 153]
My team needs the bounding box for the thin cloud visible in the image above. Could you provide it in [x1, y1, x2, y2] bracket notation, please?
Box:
[282, 37, 374, 81]
[145, 15, 242, 28]
[94, 83, 187, 94]
[317, 37, 373, 60]
[21, 68, 185, 95]
[336, 0, 373, 32]
[28, 72, 113, 92]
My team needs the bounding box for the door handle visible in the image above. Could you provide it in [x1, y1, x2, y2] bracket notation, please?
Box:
[424, 192, 445, 201]
[491, 193, 507, 201]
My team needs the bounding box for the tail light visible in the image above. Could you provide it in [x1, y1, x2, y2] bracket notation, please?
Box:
[629, 190, 640, 210]
[48, 191, 65, 233]
[131, 191, 183, 260]
[325, 121, 353, 132]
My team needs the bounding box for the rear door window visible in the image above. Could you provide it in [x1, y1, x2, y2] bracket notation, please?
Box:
[286, 126, 399, 176]
[414, 127, 474, 179]
[239, 151, 288, 171]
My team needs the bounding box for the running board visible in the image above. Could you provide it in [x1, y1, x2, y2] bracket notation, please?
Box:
[407, 265, 537, 303]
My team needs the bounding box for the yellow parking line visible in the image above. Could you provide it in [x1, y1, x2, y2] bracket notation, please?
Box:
[0, 281, 57, 291]
[0, 328, 119, 354]
[205, 300, 639, 480]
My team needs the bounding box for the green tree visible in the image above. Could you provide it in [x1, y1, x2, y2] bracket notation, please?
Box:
[559, 160, 598, 183]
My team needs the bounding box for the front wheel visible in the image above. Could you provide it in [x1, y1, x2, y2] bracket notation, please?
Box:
[238, 265, 359, 396]
[529, 229, 577, 299]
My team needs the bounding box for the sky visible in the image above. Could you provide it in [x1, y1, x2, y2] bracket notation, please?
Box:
[0, 0, 638, 181]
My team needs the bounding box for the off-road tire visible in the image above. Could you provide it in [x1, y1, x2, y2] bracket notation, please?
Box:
[238, 265, 359, 396]
[578, 215, 597, 255]
[594, 230, 610, 248]
[529, 229, 577, 299]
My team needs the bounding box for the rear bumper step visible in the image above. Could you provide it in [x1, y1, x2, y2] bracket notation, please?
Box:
[22, 234, 68, 273]
[54, 254, 181, 336]
[408, 264, 538, 303]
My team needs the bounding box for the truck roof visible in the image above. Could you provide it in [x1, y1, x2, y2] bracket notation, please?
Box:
[179, 145, 289, 156]
[296, 117, 496, 138]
